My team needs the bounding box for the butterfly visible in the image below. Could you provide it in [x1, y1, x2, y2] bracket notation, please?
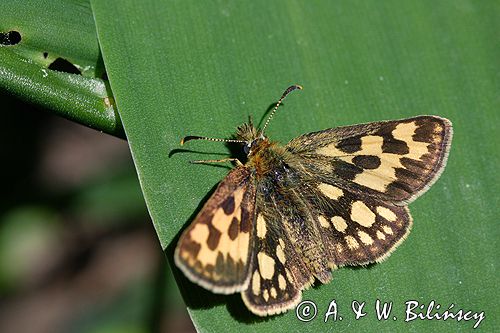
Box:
[174, 85, 453, 316]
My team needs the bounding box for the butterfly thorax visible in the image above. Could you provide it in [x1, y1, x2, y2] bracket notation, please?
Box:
[248, 140, 299, 181]
[235, 122, 299, 179]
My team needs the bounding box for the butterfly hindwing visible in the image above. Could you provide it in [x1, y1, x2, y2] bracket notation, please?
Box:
[241, 214, 302, 316]
[239, 171, 413, 315]
[309, 181, 412, 266]
[174, 166, 256, 294]
[241, 169, 338, 315]
[286, 116, 452, 204]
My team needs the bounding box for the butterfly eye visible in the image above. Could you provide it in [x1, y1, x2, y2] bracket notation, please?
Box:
[243, 143, 251, 154]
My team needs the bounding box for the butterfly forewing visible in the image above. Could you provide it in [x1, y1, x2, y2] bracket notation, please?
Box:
[174, 166, 256, 294]
[286, 116, 452, 204]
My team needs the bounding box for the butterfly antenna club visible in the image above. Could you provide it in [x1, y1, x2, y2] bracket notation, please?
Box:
[260, 84, 303, 135]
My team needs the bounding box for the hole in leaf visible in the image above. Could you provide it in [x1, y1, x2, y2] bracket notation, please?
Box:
[48, 57, 82, 75]
[43, 52, 48, 58]
[0, 30, 21, 45]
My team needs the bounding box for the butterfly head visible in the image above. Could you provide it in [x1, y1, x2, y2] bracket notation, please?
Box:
[236, 84, 303, 155]
[180, 84, 302, 157]
[235, 119, 267, 156]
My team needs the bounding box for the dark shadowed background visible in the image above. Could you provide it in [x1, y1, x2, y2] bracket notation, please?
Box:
[0, 92, 195, 333]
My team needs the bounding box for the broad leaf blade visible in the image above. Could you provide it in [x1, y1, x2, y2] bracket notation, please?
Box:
[92, 1, 498, 331]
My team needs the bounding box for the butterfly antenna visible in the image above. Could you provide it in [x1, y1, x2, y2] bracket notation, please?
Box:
[260, 84, 303, 135]
[180, 136, 246, 145]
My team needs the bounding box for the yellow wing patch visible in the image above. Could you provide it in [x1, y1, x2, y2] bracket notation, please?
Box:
[190, 188, 248, 268]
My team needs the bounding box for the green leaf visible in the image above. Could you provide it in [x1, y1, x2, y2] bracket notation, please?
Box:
[93, 0, 498, 332]
[0, 0, 124, 137]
